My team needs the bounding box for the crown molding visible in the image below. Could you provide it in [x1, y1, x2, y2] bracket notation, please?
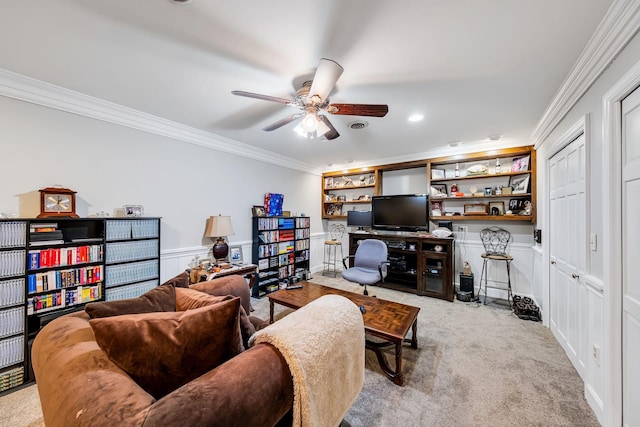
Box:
[0, 68, 322, 175]
[532, 0, 640, 148]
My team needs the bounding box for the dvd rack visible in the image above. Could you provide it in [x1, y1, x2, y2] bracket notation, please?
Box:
[251, 216, 310, 298]
[0, 217, 161, 395]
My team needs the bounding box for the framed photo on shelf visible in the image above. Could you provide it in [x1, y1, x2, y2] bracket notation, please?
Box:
[326, 203, 342, 216]
[431, 168, 445, 179]
[511, 155, 530, 172]
[123, 205, 144, 217]
[368, 174, 375, 185]
[430, 184, 448, 198]
[463, 204, 488, 215]
[509, 174, 530, 194]
[430, 200, 443, 216]
[489, 201, 505, 216]
[252, 205, 266, 217]
[324, 177, 334, 189]
[228, 245, 243, 265]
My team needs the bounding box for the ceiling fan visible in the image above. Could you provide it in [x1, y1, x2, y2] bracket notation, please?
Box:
[231, 58, 388, 140]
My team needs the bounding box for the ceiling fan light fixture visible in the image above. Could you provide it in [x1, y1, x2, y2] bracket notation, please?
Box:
[301, 112, 318, 133]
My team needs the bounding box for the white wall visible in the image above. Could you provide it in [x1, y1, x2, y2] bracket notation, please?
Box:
[535, 27, 640, 426]
[0, 95, 324, 279]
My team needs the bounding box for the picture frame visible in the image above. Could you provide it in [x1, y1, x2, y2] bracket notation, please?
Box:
[489, 201, 505, 216]
[430, 184, 448, 198]
[431, 168, 445, 179]
[123, 205, 144, 217]
[367, 174, 376, 185]
[509, 174, 530, 194]
[228, 245, 243, 265]
[464, 204, 488, 215]
[430, 200, 443, 216]
[511, 155, 530, 172]
[508, 199, 527, 214]
[324, 177, 334, 189]
[337, 195, 346, 202]
[326, 203, 342, 216]
[252, 205, 266, 217]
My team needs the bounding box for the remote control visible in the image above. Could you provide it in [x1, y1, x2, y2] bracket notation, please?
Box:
[287, 285, 303, 290]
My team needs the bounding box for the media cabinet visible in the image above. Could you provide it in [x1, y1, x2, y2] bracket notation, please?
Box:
[348, 233, 455, 301]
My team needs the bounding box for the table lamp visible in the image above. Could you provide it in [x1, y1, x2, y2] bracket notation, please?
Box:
[205, 215, 235, 266]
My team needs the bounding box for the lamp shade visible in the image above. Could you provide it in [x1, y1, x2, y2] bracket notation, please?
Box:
[205, 215, 234, 238]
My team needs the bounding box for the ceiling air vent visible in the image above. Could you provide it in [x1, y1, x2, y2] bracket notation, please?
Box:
[348, 121, 369, 130]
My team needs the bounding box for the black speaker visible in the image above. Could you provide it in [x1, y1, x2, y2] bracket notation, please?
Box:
[460, 273, 474, 296]
[438, 220, 453, 231]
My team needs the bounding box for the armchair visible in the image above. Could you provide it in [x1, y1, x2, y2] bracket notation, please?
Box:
[342, 238, 389, 295]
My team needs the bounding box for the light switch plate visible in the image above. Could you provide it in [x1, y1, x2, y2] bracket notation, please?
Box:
[590, 233, 597, 251]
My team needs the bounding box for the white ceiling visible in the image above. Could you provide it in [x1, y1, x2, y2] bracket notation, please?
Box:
[0, 0, 613, 171]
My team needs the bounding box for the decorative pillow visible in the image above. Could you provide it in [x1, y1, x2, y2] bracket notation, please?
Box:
[175, 287, 256, 348]
[175, 287, 232, 310]
[161, 271, 191, 288]
[85, 284, 176, 319]
[90, 297, 243, 399]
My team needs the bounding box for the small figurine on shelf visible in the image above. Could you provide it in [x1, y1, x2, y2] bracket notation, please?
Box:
[454, 163, 460, 178]
[463, 261, 472, 276]
[495, 158, 501, 174]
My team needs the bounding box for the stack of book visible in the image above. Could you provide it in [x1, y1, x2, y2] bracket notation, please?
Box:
[29, 223, 64, 246]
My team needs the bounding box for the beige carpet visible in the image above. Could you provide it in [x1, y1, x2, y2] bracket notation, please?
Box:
[0, 275, 599, 427]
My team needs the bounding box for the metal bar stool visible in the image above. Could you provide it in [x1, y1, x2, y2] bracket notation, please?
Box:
[323, 224, 345, 277]
[478, 227, 514, 308]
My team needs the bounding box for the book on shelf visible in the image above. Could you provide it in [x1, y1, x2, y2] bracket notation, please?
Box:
[29, 230, 63, 241]
[29, 240, 64, 246]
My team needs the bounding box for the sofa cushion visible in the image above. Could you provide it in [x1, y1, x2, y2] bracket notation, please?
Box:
[89, 297, 243, 399]
[175, 287, 232, 310]
[85, 283, 176, 319]
[176, 287, 256, 348]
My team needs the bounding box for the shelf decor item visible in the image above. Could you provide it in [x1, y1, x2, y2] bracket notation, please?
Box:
[38, 186, 79, 218]
[466, 163, 488, 175]
[509, 174, 530, 194]
[205, 215, 235, 266]
[430, 184, 447, 198]
[264, 193, 284, 216]
[123, 205, 144, 217]
[252, 205, 266, 217]
[463, 204, 488, 215]
[489, 201, 505, 216]
[431, 169, 445, 179]
[511, 155, 530, 172]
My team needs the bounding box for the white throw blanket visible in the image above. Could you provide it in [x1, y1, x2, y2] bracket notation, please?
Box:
[249, 295, 365, 427]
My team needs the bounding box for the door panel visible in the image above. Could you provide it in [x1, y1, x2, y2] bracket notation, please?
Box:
[622, 86, 640, 427]
[549, 134, 585, 377]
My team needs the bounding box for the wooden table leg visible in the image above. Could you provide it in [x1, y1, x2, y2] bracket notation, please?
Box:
[394, 341, 404, 386]
[269, 300, 275, 324]
[410, 318, 418, 349]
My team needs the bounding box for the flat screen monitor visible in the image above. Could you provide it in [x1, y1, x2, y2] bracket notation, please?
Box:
[372, 194, 429, 232]
[346, 210, 372, 230]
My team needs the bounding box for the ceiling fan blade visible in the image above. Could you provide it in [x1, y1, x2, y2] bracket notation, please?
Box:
[327, 103, 389, 117]
[308, 58, 344, 104]
[231, 90, 294, 105]
[318, 115, 340, 140]
[262, 113, 303, 131]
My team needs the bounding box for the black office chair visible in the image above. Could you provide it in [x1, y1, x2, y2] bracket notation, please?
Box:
[342, 239, 389, 296]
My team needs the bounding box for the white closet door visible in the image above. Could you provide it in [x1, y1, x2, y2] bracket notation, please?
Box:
[549, 134, 586, 376]
[621, 85, 640, 427]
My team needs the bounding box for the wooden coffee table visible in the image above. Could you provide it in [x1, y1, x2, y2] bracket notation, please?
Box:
[268, 281, 420, 386]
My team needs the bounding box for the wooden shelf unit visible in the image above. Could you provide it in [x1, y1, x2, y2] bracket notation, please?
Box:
[428, 146, 536, 222]
[322, 169, 380, 219]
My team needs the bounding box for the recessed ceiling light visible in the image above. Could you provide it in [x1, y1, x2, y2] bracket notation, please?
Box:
[348, 120, 368, 130]
[408, 114, 424, 122]
[488, 134, 502, 141]
[448, 140, 462, 147]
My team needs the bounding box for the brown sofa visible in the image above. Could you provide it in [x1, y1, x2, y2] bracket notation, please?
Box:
[31, 274, 324, 427]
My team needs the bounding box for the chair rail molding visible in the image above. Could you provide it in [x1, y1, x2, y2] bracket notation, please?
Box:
[0, 68, 321, 176]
